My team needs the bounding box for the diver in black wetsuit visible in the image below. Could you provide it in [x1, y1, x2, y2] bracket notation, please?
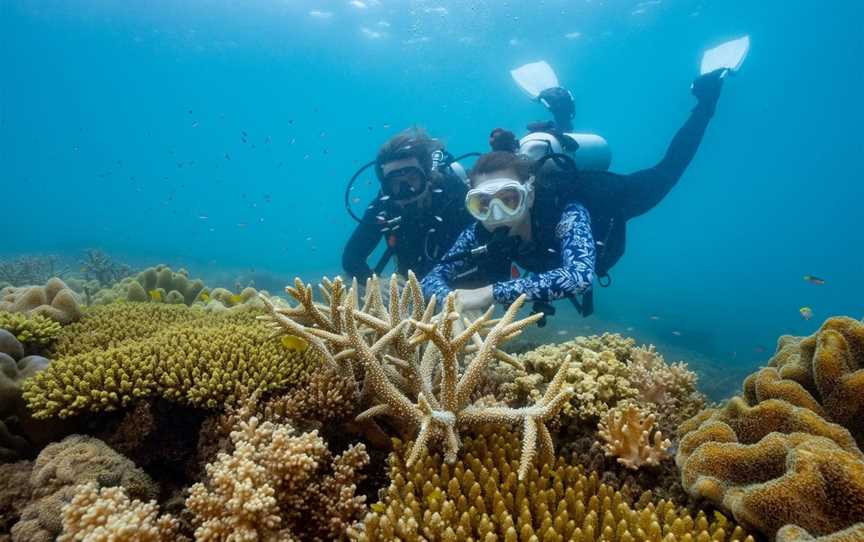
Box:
[342, 128, 474, 283]
[427, 69, 728, 318]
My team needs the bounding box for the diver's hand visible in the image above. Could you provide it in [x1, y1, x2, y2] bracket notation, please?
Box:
[538, 87, 575, 121]
[454, 285, 495, 312]
[691, 68, 725, 114]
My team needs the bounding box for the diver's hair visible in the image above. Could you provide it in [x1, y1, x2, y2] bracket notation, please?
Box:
[375, 128, 443, 180]
[469, 151, 533, 187]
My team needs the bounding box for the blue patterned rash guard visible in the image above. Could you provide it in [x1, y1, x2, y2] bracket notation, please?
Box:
[421, 202, 596, 306]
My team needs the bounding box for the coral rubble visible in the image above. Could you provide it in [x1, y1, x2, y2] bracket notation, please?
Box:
[23, 304, 315, 418]
[0, 278, 82, 325]
[261, 273, 573, 479]
[676, 316, 864, 540]
[350, 429, 752, 541]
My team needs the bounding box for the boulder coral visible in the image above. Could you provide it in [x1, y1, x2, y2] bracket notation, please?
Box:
[0, 278, 82, 324]
[10, 434, 158, 542]
[676, 316, 864, 540]
[23, 306, 316, 418]
[350, 429, 753, 541]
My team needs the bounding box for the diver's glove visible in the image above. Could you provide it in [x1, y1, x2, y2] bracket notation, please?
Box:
[538, 87, 575, 129]
[691, 68, 726, 116]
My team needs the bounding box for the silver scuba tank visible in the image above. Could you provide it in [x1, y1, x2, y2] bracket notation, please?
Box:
[519, 132, 612, 172]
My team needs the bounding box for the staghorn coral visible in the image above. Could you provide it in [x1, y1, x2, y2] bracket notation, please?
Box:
[744, 316, 864, 446]
[10, 434, 158, 542]
[261, 273, 572, 479]
[23, 307, 315, 418]
[676, 316, 864, 541]
[0, 278, 82, 324]
[186, 413, 368, 542]
[0, 255, 67, 287]
[0, 312, 62, 350]
[598, 403, 671, 470]
[58, 482, 182, 542]
[349, 428, 752, 541]
[79, 249, 132, 288]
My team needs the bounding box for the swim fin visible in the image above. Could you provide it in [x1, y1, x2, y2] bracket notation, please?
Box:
[701, 36, 750, 77]
[510, 61, 560, 100]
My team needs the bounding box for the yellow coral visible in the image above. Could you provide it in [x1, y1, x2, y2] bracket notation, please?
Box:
[0, 312, 62, 349]
[59, 483, 181, 542]
[350, 429, 752, 541]
[23, 307, 315, 418]
[598, 403, 671, 470]
[0, 277, 82, 324]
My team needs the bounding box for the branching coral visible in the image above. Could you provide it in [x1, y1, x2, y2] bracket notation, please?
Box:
[264, 366, 359, 425]
[676, 316, 864, 540]
[0, 278, 82, 324]
[79, 249, 132, 289]
[0, 255, 67, 287]
[10, 434, 158, 542]
[23, 308, 315, 418]
[260, 273, 572, 479]
[598, 404, 671, 470]
[349, 428, 753, 541]
[58, 483, 182, 542]
[186, 413, 368, 541]
[0, 312, 62, 350]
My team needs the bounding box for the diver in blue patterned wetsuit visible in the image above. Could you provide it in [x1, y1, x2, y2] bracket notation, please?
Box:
[421, 151, 595, 313]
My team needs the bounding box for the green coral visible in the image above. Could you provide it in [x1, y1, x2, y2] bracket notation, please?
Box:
[0, 312, 62, 349]
[24, 304, 317, 419]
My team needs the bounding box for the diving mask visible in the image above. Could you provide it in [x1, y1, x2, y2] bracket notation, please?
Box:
[382, 165, 428, 202]
[465, 179, 531, 223]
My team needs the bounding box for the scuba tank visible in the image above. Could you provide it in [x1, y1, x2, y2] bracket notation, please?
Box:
[519, 131, 611, 172]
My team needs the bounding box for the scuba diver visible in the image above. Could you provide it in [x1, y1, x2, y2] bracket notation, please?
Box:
[423, 37, 749, 320]
[342, 128, 475, 283]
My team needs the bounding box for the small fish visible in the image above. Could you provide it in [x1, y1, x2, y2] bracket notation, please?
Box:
[671, 330, 682, 336]
[434, 215, 443, 222]
[626, 326, 634, 332]
[241, 130, 248, 137]
[225, 153, 231, 160]
[199, 290, 211, 302]
[800, 306, 814, 320]
[198, 215, 209, 220]
[264, 194, 272, 203]
[229, 294, 243, 305]
[280, 334, 309, 353]
[380, 195, 391, 201]
[803, 275, 825, 285]
[352, 196, 361, 204]
[191, 121, 199, 128]
[148, 289, 162, 302]
[370, 502, 385, 513]
[556, 330, 568, 336]
[237, 222, 248, 228]
[649, 315, 661, 321]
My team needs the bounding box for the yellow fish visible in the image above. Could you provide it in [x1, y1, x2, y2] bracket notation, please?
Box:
[199, 290, 210, 302]
[280, 335, 308, 353]
[148, 289, 162, 302]
[229, 294, 243, 305]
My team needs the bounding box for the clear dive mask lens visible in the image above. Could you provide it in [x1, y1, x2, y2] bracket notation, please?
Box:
[465, 180, 528, 221]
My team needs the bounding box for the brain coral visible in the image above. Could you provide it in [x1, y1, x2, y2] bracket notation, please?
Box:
[676, 316, 864, 540]
[0, 278, 82, 324]
[23, 304, 316, 418]
[10, 434, 158, 542]
[350, 428, 753, 541]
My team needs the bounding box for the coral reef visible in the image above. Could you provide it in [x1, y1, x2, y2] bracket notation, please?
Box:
[58, 483, 182, 542]
[261, 273, 573, 479]
[676, 316, 864, 540]
[0, 255, 67, 288]
[78, 249, 132, 289]
[23, 306, 315, 418]
[0, 461, 33, 535]
[92, 265, 205, 306]
[187, 412, 368, 541]
[777, 523, 864, 542]
[598, 403, 671, 470]
[10, 434, 158, 542]
[0, 313, 62, 351]
[264, 366, 359, 426]
[350, 428, 753, 541]
[0, 278, 82, 325]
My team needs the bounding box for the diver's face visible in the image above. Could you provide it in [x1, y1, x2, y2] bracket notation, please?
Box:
[470, 169, 534, 232]
[381, 158, 428, 207]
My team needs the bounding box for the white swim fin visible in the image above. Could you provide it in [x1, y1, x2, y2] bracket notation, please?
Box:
[701, 35, 750, 77]
[510, 61, 560, 100]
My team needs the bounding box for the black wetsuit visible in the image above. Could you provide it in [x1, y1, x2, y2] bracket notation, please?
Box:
[545, 100, 716, 280]
[342, 172, 473, 282]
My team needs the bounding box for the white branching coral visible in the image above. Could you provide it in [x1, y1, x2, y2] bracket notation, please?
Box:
[59, 483, 181, 542]
[260, 273, 573, 480]
[598, 403, 671, 470]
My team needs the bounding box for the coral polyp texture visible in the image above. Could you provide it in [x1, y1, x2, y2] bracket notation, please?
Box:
[0, 312, 62, 350]
[187, 412, 368, 541]
[22, 303, 315, 418]
[349, 429, 753, 541]
[0, 277, 82, 324]
[598, 403, 671, 470]
[261, 273, 573, 479]
[676, 316, 864, 540]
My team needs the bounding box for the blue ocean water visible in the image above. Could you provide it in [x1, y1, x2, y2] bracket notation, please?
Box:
[2, 0, 862, 397]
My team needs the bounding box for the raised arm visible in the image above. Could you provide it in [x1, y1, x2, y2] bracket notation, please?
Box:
[492, 203, 596, 305]
[619, 69, 726, 219]
[420, 225, 480, 301]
